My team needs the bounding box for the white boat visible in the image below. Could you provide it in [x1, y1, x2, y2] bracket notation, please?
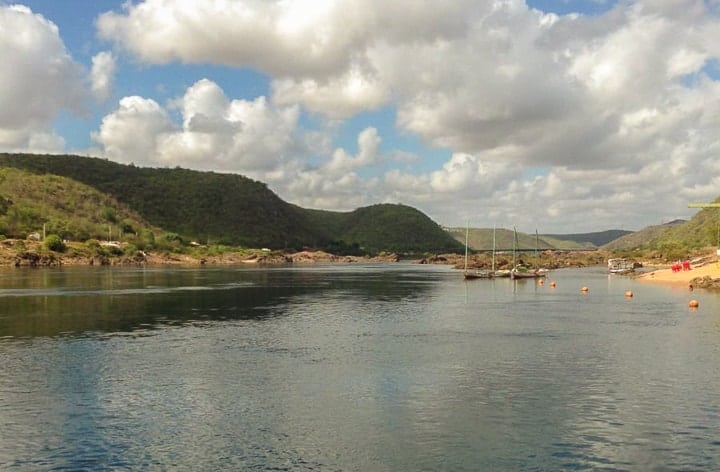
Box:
[608, 258, 634, 274]
[510, 264, 547, 279]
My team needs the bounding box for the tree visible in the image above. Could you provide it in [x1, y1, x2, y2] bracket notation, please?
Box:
[44, 234, 66, 252]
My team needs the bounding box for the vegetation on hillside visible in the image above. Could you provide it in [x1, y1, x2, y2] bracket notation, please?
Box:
[337, 204, 464, 254]
[0, 153, 463, 255]
[6, 152, 715, 260]
[601, 210, 719, 261]
[541, 229, 632, 248]
[0, 167, 157, 243]
[602, 220, 686, 252]
[447, 227, 558, 251]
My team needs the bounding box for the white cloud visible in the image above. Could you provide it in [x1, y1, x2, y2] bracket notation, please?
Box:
[0, 5, 86, 151]
[326, 127, 381, 174]
[92, 96, 176, 163]
[92, 0, 720, 232]
[96, 0, 366, 76]
[90, 51, 116, 101]
[94, 79, 303, 175]
[272, 66, 389, 119]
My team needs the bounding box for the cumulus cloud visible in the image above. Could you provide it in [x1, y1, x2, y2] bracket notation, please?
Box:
[326, 127, 381, 174]
[92, 96, 176, 163]
[93, 0, 720, 231]
[0, 5, 85, 151]
[91, 51, 116, 101]
[93, 79, 304, 175]
[96, 0, 479, 116]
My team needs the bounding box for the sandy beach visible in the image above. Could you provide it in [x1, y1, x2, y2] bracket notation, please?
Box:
[636, 260, 720, 286]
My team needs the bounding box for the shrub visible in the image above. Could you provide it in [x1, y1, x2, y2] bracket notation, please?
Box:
[101, 207, 118, 223]
[44, 234, 66, 252]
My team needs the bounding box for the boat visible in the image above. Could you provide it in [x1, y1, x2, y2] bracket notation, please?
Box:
[464, 270, 493, 280]
[510, 264, 548, 279]
[463, 223, 493, 279]
[509, 227, 547, 280]
[608, 258, 634, 274]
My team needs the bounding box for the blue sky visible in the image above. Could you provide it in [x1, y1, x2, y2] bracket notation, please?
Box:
[2, 0, 719, 233]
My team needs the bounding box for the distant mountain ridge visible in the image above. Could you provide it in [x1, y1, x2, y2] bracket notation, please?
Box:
[0, 153, 464, 255]
[541, 230, 633, 248]
[448, 227, 633, 251]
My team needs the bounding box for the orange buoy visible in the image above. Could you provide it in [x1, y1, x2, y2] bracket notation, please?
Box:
[625, 290, 633, 298]
[581, 286, 589, 293]
[550, 281, 556, 288]
[538, 278, 544, 285]
[689, 299, 699, 308]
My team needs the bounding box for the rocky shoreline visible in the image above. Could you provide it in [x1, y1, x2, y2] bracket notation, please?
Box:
[8, 239, 717, 290]
[3, 240, 404, 268]
[6, 246, 610, 269]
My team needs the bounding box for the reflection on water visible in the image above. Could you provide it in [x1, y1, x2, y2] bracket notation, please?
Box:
[0, 265, 437, 338]
[0, 264, 719, 470]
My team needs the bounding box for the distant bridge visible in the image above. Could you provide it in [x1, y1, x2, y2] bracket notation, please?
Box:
[468, 248, 597, 253]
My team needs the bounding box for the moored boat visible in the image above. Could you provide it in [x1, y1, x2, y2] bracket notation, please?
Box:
[464, 270, 494, 279]
[462, 222, 495, 279]
[608, 258, 634, 274]
[510, 264, 547, 279]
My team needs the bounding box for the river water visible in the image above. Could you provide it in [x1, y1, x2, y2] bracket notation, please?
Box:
[0, 264, 719, 470]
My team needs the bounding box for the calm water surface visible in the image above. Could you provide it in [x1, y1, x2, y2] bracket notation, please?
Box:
[1, 264, 719, 470]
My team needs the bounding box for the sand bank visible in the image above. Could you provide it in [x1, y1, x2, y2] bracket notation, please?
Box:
[636, 261, 720, 286]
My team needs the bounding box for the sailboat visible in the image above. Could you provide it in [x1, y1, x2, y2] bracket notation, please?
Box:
[510, 227, 547, 280]
[463, 223, 493, 279]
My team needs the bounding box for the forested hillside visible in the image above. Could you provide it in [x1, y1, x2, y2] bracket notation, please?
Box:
[0, 153, 463, 254]
[0, 167, 157, 241]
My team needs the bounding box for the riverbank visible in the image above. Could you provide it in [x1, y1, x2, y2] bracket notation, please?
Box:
[0, 238, 627, 271]
[0, 239, 404, 267]
[6, 238, 719, 290]
[636, 258, 720, 288]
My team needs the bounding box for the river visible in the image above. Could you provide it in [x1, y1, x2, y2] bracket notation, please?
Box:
[0, 264, 719, 470]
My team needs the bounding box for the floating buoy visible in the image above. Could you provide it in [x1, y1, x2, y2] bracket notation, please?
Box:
[538, 278, 544, 285]
[625, 290, 633, 298]
[689, 299, 699, 308]
[581, 286, 589, 293]
[550, 281, 556, 288]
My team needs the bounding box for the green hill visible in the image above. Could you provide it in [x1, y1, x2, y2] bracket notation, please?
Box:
[634, 207, 720, 259]
[446, 227, 555, 251]
[0, 167, 157, 241]
[541, 230, 633, 248]
[448, 227, 637, 251]
[602, 220, 685, 251]
[335, 204, 462, 254]
[0, 153, 463, 254]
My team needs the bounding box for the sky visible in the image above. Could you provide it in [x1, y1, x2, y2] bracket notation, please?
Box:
[2, 0, 720, 234]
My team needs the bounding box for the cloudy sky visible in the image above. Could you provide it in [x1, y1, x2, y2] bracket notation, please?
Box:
[2, 0, 720, 233]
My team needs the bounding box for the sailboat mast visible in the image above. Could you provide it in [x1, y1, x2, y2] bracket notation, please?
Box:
[492, 225, 496, 272]
[464, 222, 469, 272]
[512, 226, 517, 268]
